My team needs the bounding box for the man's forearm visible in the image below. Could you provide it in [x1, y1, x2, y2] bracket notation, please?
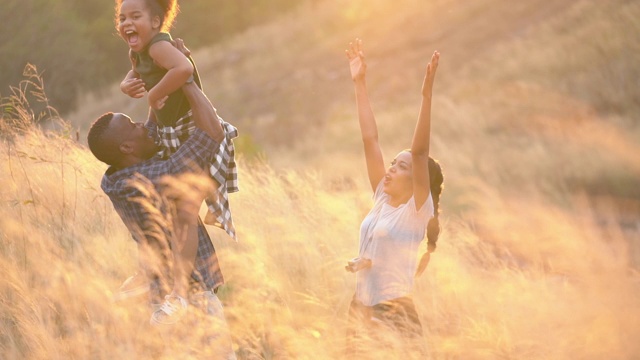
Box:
[182, 83, 224, 143]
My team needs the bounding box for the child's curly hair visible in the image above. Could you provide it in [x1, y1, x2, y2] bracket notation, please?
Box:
[115, 0, 180, 32]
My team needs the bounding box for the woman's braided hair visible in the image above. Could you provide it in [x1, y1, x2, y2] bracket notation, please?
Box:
[416, 157, 443, 277]
[427, 157, 443, 252]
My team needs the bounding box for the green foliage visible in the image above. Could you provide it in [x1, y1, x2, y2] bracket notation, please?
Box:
[0, 0, 305, 115]
[0, 0, 127, 114]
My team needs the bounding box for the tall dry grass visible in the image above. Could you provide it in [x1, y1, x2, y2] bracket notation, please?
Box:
[2, 70, 640, 359]
[4, 0, 640, 358]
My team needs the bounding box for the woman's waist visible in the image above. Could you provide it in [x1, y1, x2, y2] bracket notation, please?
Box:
[355, 282, 415, 307]
[357, 269, 415, 295]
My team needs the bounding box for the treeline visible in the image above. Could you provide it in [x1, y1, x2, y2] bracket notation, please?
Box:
[0, 0, 305, 115]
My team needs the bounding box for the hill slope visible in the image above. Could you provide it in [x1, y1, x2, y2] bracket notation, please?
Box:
[70, 0, 637, 144]
[70, 0, 640, 207]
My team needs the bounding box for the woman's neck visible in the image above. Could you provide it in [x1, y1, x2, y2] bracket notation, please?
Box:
[387, 193, 411, 208]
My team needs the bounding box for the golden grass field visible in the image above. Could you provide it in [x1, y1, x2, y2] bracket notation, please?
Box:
[2, 0, 640, 358]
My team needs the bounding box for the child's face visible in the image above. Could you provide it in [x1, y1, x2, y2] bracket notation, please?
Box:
[117, 0, 160, 52]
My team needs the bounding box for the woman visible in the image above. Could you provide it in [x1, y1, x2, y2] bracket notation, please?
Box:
[344, 39, 444, 356]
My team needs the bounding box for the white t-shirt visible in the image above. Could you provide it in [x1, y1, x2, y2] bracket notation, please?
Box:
[355, 180, 434, 306]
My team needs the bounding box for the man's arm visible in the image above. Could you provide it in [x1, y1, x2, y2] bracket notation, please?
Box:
[182, 82, 224, 143]
[171, 38, 224, 142]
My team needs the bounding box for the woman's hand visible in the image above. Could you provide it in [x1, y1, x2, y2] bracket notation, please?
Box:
[345, 38, 367, 82]
[421, 51, 440, 97]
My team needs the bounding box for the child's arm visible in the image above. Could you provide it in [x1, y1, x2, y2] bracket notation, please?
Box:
[147, 41, 194, 110]
[120, 70, 146, 99]
[120, 50, 146, 99]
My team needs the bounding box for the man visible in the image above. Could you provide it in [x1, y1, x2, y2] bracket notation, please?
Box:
[87, 66, 236, 358]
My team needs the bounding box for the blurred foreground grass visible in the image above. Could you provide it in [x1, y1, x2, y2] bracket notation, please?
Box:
[2, 86, 639, 359]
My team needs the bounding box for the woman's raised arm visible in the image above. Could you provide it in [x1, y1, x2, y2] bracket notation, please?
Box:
[346, 39, 385, 192]
[411, 51, 440, 210]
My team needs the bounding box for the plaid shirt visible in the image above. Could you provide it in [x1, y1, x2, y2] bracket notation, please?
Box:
[101, 129, 225, 297]
[155, 112, 239, 240]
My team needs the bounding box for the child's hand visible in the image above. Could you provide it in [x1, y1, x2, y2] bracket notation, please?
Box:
[121, 78, 146, 99]
[345, 38, 367, 82]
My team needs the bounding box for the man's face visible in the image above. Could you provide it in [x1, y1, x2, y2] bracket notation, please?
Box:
[110, 113, 159, 160]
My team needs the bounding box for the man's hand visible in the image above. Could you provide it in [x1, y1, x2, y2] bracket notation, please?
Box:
[172, 38, 191, 58]
[149, 95, 169, 110]
[345, 38, 367, 82]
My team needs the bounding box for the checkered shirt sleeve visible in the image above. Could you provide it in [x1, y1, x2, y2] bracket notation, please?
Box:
[155, 114, 240, 240]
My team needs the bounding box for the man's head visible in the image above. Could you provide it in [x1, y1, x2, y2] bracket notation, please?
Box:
[87, 112, 159, 168]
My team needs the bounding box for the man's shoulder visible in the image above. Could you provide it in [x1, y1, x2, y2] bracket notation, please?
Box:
[101, 163, 157, 198]
[101, 171, 131, 197]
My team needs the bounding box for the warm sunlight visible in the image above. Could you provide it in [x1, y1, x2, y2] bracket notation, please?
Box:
[2, 0, 639, 359]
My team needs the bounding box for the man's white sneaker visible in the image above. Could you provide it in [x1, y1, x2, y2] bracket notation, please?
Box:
[150, 294, 188, 325]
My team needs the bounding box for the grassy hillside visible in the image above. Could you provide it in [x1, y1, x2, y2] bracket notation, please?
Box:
[70, 0, 640, 196]
[4, 0, 640, 358]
